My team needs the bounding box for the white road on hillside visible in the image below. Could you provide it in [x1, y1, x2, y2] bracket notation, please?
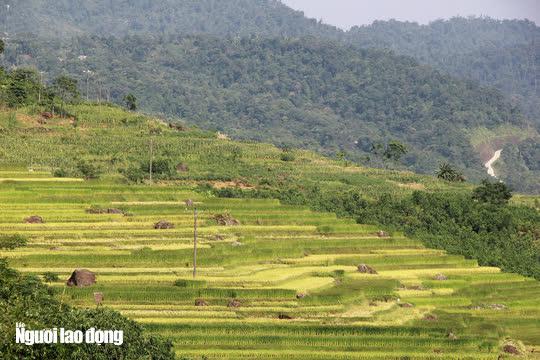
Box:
[485, 149, 503, 178]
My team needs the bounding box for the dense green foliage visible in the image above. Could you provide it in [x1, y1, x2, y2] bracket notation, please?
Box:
[348, 18, 540, 125]
[0, 259, 176, 359]
[0, 0, 342, 39]
[436, 163, 465, 182]
[472, 180, 513, 205]
[0, 234, 27, 250]
[5, 35, 527, 185]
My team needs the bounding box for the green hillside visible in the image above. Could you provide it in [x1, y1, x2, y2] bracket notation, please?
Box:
[0, 104, 539, 358]
[348, 18, 540, 123]
[2, 2, 538, 192]
[0, 0, 342, 39]
[5, 35, 533, 187]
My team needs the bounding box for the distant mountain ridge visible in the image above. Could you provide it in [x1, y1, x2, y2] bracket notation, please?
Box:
[1, 0, 538, 192]
[0, 0, 343, 38]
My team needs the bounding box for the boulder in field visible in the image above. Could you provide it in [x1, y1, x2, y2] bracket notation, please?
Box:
[228, 299, 241, 308]
[503, 344, 520, 355]
[154, 220, 174, 229]
[377, 230, 389, 238]
[86, 207, 124, 214]
[177, 163, 189, 172]
[195, 299, 208, 307]
[357, 264, 378, 274]
[66, 269, 96, 287]
[434, 273, 448, 281]
[399, 302, 414, 308]
[24, 215, 44, 224]
[214, 213, 240, 226]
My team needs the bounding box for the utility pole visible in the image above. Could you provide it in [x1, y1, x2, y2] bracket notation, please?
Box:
[193, 207, 198, 278]
[38, 71, 44, 104]
[149, 137, 153, 183]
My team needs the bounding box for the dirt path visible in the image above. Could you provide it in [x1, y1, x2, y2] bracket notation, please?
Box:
[484, 149, 502, 178]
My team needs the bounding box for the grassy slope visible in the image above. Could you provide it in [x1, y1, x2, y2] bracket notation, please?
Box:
[1, 105, 539, 358]
[0, 104, 470, 199]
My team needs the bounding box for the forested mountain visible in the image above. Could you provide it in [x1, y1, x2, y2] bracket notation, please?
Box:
[1, 1, 538, 191]
[0, 0, 342, 39]
[348, 18, 540, 125]
[5, 35, 529, 184]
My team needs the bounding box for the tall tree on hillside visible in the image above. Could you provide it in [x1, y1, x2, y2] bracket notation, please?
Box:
[123, 93, 137, 111]
[6, 69, 40, 108]
[472, 179, 513, 205]
[436, 163, 466, 182]
[371, 140, 408, 169]
[52, 75, 80, 116]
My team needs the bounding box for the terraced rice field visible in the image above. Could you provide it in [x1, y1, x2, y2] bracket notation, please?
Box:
[1, 171, 539, 359]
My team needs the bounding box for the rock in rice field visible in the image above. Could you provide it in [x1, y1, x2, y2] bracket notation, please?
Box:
[377, 230, 389, 238]
[399, 303, 414, 308]
[433, 273, 448, 281]
[66, 269, 96, 287]
[195, 299, 208, 306]
[24, 215, 44, 224]
[296, 293, 307, 299]
[228, 299, 241, 308]
[214, 213, 240, 226]
[423, 314, 438, 321]
[503, 344, 520, 355]
[357, 264, 378, 274]
[154, 220, 174, 229]
[86, 208, 123, 214]
[177, 163, 189, 172]
[278, 314, 293, 320]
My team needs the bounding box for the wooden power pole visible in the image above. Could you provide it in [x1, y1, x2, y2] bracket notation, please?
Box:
[193, 207, 198, 278]
[149, 138, 154, 183]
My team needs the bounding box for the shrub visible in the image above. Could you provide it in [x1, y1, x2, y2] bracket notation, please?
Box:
[436, 163, 465, 182]
[42, 272, 59, 282]
[53, 167, 72, 178]
[122, 166, 146, 183]
[77, 160, 102, 179]
[280, 152, 295, 162]
[472, 179, 512, 205]
[0, 234, 27, 250]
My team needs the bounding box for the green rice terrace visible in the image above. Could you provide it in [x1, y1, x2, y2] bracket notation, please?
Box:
[0, 105, 539, 359]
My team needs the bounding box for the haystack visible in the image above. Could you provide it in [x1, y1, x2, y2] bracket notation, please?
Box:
[66, 269, 96, 287]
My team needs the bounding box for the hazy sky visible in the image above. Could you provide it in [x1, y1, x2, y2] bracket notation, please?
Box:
[281, 0, 539, 29]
